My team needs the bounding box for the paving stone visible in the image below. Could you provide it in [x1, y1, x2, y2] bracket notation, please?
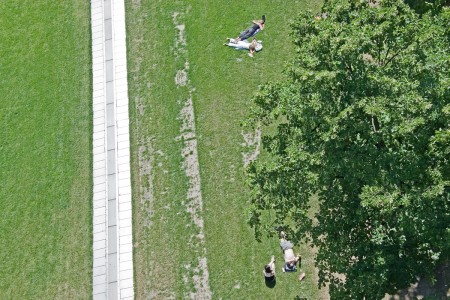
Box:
[117, 125, 129, 136]
[93, 131, 104, 141]
[120, 287, 134, 298]
[108, 199, 117, 226]
[94, 206, 106, 218]
[120, 278, 133, 290]
[115, 83, 128, 94]
[105, 40, 113, 61]
[92, 139, 105, 151]
[107, 126, 115, 150]
[94, 166, 105, 177]
[93, 160, 105, 171]
[106, 81, 114, 104]
[119, 269, 133, 280]
[93, 256, 106, 268]
[117, 150, 129, 160]
[108, 252, 118, 282]
[94, 228, 106, 241]
[117, 155, 129, 165]
[93, 240, 106, 252]
[91, 0, 102, 9]
[104, 0, 111, 19]
[119, 201, 131, 213]
[93, 173, 106, 182]
[108, 281, 118, 300]
[94, 214, 106, 225]
[118, 163, 130, 173]
[94, 223, 106, 234]
[93, 292, 106, 300]
[93, 117, 105, 127]
[119, 243, 132, 255]
[92, 24, 103, 35]
[91, 6, 102, 16]
[93, 283, 106, 295]
[94, 191, 106, 201]
[117, 140, 130, 151]
[115, 112, 128, 122]
[108, 226, 117, 254]
[93, 75, 105, 86]
[108, 173, 116, 200]
[94, 248, 106, 259]
[93, 82, 104, 91]
[119, 210, 132, 221]
[116, 90, 128, 100]
[115, 105, 127, 115]
[93, 182, 106, 193]
[106, 104, 115, 126]
[94, 199, 106, 209]
[93, 50, 104, 59]
[93, 274, 107, 286]
[119, 235, 132, 246]
[93, 124, 105, 134]
[93, 266, 106, 277]
[118, 178, 130, 189]
[105, 19, 112, 40]
[114, 71, 127, 81]
[92, 63, 104, 72]
[106, 60, 114, 82]
[120, 251, 133, 262]
[117, 133, 129, 144]
[118, 186, 132, 196]
[114, 63, 127, 73]
[107, 149, 116, 175]
[119, 260, 133, 272]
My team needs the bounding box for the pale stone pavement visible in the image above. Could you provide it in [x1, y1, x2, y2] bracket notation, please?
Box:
[90, 0, 134, 298]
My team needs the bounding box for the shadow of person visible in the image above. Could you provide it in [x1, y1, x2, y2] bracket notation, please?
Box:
[264, 277, 276, 288]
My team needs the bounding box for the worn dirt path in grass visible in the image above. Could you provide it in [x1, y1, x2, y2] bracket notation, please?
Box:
[173, 11, 212, 300]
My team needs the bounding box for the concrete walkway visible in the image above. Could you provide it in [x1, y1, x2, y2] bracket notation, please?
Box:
[91, 0, 134, 299]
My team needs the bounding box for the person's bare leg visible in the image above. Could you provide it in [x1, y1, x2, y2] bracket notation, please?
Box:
[268, 255, 275, 272]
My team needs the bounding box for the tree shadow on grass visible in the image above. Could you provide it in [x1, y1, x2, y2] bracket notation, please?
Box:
[384, 262, 449, 300]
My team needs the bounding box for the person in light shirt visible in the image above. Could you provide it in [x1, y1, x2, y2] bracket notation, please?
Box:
[224, 38, 263, 57]
[279, 231, 306, 280]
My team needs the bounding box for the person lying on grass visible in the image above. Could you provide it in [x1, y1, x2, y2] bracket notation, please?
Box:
[279, 231, 306, 280]
[234, 15, 265, 42]
[224, 38, 262, 57]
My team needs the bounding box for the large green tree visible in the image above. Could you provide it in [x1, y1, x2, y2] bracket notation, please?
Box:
[246, 0, 450, 298]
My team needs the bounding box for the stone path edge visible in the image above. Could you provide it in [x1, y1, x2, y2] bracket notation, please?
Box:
[91, 0, 134, 299]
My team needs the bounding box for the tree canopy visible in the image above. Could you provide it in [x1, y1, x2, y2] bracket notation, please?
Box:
[246, 0, 450, 298]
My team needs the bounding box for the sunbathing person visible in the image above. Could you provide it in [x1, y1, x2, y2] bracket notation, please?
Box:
[279, 231, 303, 277]
[224, 38, 262, 57]
[234, 15, 265, 42]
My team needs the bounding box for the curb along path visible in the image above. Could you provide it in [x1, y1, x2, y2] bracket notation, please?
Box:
[91, 0, 134, 299]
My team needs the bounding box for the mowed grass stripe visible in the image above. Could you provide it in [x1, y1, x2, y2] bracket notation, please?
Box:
[127, 0, 326, 298]
[127, 1, 208, 298]
[0, 1, 92, 298]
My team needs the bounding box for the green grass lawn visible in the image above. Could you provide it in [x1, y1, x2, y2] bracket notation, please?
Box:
[0, 1, 92, 297]
[126, 0, 326, 298]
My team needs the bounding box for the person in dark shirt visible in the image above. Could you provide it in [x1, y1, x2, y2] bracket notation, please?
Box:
[234, 15, 266, 42]
[263, 255, 276, 282]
